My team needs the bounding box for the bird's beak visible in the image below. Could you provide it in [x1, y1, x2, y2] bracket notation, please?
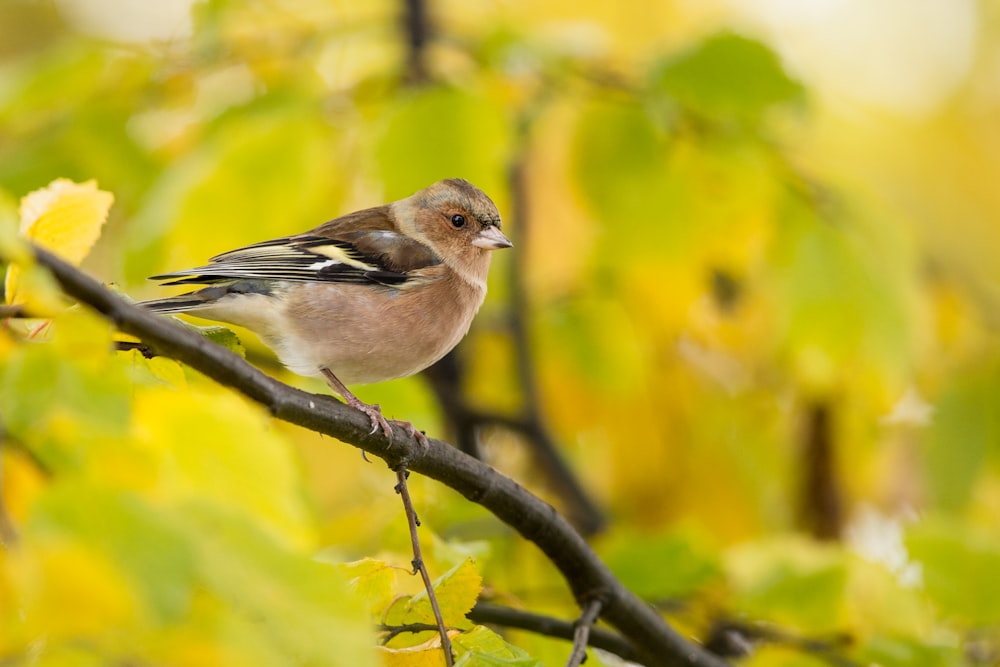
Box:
[472, 226, 513, 250]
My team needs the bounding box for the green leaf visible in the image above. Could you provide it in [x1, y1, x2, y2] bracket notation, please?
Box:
[906, 519, 1000, 625]
[603, 527, 722, 600]
[27, 483, 196, 622]
[574, 100, 779, 270]
[125, 95, 346, 284]
[653, 32, 804, 121]
[184, 321, 246, 357]
[453, 626, 541, 666]
[375, 86, 509, 202]
[183, 501, 377, 667]
[0, 317, 130, 468]
[857, 635, 962, 667]
[539, 293, 647, 393]
[924, 366, 1000, 512]
[725, 538, 847, 633]
[768, 198, 917, 393]
[573, 99, 668, 232]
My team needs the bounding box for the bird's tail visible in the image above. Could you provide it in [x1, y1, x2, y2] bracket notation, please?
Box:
[138, 281, 267, 314]
[136, 293, 212, 314]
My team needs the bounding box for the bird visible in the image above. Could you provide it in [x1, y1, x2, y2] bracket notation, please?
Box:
[140, 178, 512, 444]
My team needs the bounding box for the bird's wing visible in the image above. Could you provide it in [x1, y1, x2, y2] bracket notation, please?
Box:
[150, 230, 441, 287]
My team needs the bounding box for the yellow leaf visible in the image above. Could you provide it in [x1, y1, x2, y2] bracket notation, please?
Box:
[5, 178, 114, 305]
[18, 178, 114, 259]
[0, 448, 47, 526]
[402, 558, 482, 627]
[6, 538, 143, 644]
[120, 349, 189, 388]
[130, 386, 315, 548]
[378, 633, 453, 667]
[338, 557, 400, 617]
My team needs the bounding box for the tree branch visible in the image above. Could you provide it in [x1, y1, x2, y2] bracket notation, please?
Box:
[400, 0, 430, 83]
[0, 305, 28, 319]
[800, 401, 842, 540]
[704, 619, 858, 667]
[24, 244, 728, 667]
[502, 115, 607, 536]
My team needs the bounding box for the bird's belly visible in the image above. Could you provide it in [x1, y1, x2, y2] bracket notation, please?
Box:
[275, 282, 479, 385]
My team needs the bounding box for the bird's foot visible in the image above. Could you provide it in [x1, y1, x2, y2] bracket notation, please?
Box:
[320, 367, 393, 441]
[318, 368, 427, 447]
[389, 419, 430, 448]
[344, 396, 393, 441]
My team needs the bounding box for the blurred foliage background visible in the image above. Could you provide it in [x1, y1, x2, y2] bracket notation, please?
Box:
[2, 0, 1000, 665]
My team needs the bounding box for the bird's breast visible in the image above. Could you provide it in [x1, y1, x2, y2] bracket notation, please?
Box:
[275, 273, 486, 385]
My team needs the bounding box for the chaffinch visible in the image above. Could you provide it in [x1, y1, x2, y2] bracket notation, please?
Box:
[141, 178, 511, 442]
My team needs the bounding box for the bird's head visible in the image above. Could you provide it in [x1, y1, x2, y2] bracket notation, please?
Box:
[394, 179, 512, 285]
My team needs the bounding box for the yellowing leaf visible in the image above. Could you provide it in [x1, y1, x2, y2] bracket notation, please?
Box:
[130, 386, 314, 548]
[5, 178, 113, 305]
[8, 538, 143, 642]
[400, 558, 482, 627]
[724, 537, 847, 633]
[146, 355, 189, 387]
[27, 483, 196, 622]
[182, 503, 377, 667]
[338, 557, 399, 617]
[378, 634, 451, 667]
[0, 448, 47, 525]
[18, 178, 114, 260]
[1, 263, 65, 322]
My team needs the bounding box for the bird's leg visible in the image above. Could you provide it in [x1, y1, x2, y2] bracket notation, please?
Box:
[320, 367, 393, 440]
[319, 368, 429, 447]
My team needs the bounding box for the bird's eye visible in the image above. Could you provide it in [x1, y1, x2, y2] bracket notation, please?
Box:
[450, 214, 466, 228]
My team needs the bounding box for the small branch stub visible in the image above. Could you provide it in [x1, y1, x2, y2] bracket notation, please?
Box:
[567, 598, 604, 667]
[395, 466, 454, 667]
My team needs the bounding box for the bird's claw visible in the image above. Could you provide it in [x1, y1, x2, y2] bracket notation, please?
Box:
[337, 390, 426, 448]
[390, 419, 430, 448]
[356, 402, 394, 441]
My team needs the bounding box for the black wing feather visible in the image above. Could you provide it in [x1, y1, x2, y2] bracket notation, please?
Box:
[150, 232, 440, 287]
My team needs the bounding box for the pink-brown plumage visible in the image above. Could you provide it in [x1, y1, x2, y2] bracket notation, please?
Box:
[141, 179, 511, 441]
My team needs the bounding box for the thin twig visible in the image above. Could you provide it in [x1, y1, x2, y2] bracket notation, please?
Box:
[22, 244, 729, 667]
[115, 340, 158, 358]
[502, 110, 606, 536]
[705, 619, 857, 667]
[469, 601, 641, 663]
[378, 622, 441, 644]
[395, 467, 454, 667]
[567, 598, 604, 667]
